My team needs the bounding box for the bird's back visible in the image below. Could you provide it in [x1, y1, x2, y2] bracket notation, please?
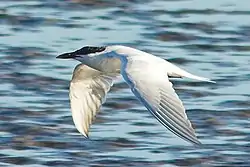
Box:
[107, 45, 154, 58]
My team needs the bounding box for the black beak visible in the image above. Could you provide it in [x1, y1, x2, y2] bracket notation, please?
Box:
[56, 52, 76, 59]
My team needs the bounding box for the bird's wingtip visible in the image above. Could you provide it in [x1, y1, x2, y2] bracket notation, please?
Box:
[193, 140, 203, 147]
[82, 132, 89, 139]
[77, 129, 90, 139]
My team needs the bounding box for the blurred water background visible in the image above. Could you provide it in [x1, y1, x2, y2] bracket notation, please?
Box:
[0, 0, 250, 166]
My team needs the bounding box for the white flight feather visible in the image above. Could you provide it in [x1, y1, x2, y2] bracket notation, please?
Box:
[69, 64, 115, 137]
[120, 56, 201, 145]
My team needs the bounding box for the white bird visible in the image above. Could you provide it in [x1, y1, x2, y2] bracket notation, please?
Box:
[57, 45, 215, 146]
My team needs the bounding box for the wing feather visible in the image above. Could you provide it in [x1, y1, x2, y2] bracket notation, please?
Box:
[121, 58, 201, 146]
[69, 64, 115, 137]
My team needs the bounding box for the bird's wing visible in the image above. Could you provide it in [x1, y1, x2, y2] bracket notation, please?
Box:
[121, 59, 201, 146]
[69, 64, 115, 137]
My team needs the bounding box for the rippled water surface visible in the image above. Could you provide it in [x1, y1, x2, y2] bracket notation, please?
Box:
[1, 0, 250, 166]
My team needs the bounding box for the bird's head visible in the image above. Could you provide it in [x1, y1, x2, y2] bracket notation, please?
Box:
[56, 46, 107, 61]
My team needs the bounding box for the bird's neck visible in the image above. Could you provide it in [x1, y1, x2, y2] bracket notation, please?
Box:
[76, 53, 122, 73]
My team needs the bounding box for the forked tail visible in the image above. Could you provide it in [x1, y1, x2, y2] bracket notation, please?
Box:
[180, 71, 216, 83]
[166, 61, 216, 83]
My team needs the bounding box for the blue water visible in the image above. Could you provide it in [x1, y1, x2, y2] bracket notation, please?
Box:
[0, 0, 250, 166]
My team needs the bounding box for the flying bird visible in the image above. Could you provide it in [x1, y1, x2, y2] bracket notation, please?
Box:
[57, 45, 215, 146]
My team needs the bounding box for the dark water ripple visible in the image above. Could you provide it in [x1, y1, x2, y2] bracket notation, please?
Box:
[1, 0, 250, 166]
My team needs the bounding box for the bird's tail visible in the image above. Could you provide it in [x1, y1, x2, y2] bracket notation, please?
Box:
[180, 71, 216, 83]
[166, 61, 216, 83]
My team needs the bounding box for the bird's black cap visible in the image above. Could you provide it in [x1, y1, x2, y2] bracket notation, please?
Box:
[57, 46, 106, 59]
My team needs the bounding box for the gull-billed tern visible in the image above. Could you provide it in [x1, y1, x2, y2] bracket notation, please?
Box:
[57, 45, 215, 146]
